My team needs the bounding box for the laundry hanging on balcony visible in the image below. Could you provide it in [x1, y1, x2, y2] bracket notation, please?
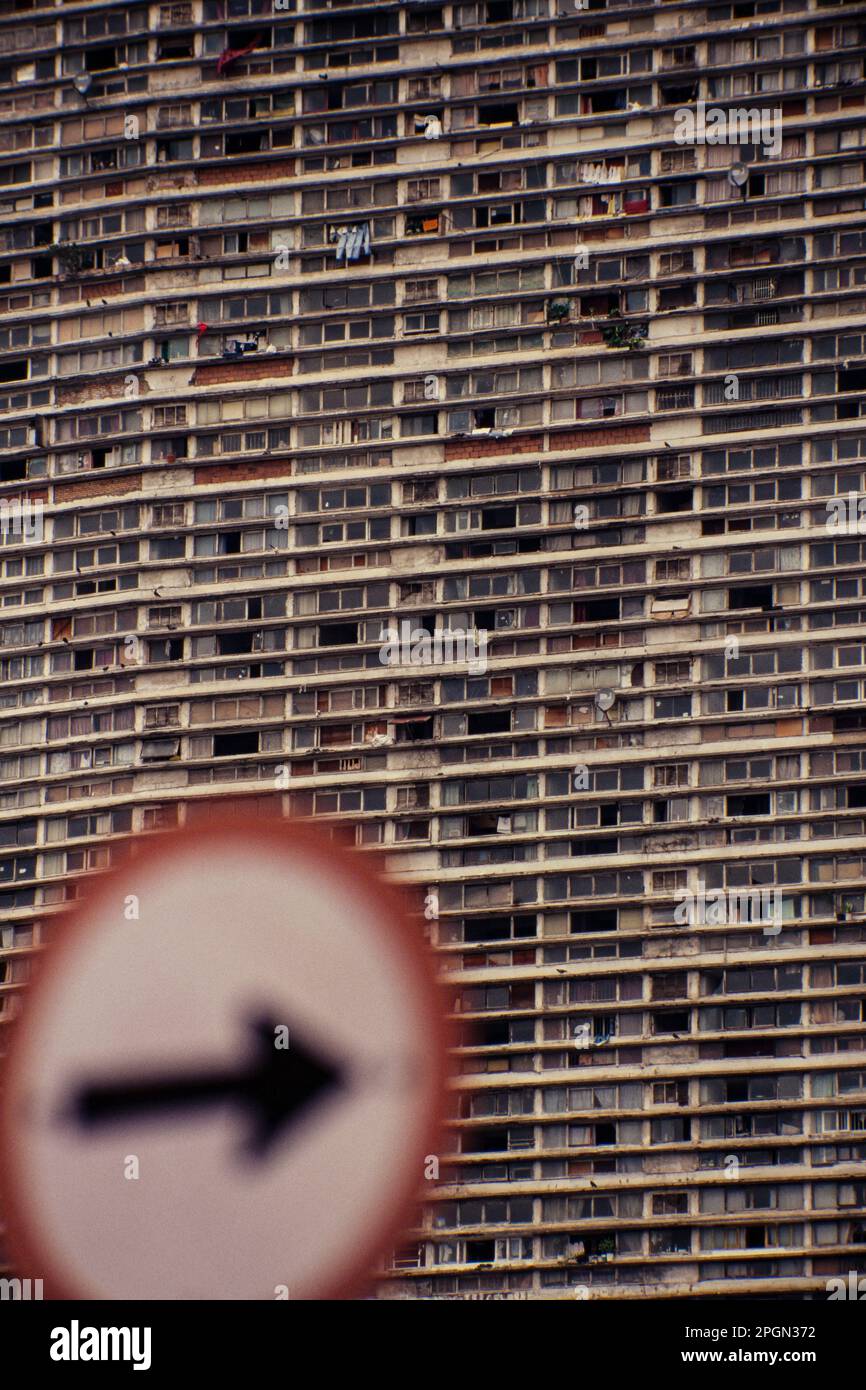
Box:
[419, 114, 442, 141]
[225, 336, 260, 357]
[216, 36, 261, 76]
[333, 223, 371, 262]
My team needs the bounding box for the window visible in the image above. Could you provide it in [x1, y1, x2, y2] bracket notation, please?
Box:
[154, 302, 189, 327]
[653, 871, 687, 893]
[405, 278, 438, 305]
[404, 310, 440, 336]
[152, 405, 187, 428]
[656, 660, 691, 684]
[406, 177, 441, 202]
[144, 704, 180, 729]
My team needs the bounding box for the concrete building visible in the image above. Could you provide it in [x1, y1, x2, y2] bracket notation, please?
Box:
[0, 0, 865, 1299]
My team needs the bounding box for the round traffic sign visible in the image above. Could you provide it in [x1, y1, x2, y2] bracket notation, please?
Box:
[0, 814, 450, 1300]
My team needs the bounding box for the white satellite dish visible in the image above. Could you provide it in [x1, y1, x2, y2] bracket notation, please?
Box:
[595, 689, 616, 711]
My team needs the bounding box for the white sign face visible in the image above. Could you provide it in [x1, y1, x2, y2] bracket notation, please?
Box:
[0, 818, 447, 1300]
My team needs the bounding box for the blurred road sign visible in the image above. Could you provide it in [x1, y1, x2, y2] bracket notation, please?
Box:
[0, 815, 449, 1300]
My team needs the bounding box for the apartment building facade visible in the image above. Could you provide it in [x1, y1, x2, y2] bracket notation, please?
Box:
[0, 0, 865, 1299]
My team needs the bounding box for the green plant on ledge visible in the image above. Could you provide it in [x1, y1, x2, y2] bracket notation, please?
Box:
[601, 311, 647, 351]
[547, 297, 572, 323]
[51, 243, 86, 277]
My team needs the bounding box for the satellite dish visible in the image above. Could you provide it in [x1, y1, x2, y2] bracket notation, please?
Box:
[728, 163, 749, 188]
[73, 74, 93, 96]
[595, 689, 616, 712]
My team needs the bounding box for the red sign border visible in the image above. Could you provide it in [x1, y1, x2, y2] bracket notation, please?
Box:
[0, 809, 453, 1301]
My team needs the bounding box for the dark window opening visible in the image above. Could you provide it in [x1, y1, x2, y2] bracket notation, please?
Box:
[725, 1039, 775, 1059]
[656, 488, 693, 514]
[481, 505, 517, 530]
[466, 917, 511, 943]
[230, 27, 269, 51]
[217, 631, 254, 656]
[158, 38, 194, 60]
[396, 716, 434, 743]
[318, 622, 358, 646]
[464, 1127, 508, 1153]
[587, 90, 626, 115]
[728, 584, 773, 611]
[571, 909, 617, 934]
[226, 130, 266, 155]
[839, 367, 866, 394]
[213, 731, 259, 758]
[473, 608, 498, 631]
[479, 103, 519, 127]
[465, 1238, 496, 1263]
[661, 82, 698, 105]
[570, 836, 617, 856]
[465, 914, 534, 943]
[727, 793, 770, 817]
[480, 1019, 510, 1046]
[747, 172, 765, 197]
[468, 710, 511, 735]
[653, 1009, 690, 1034]
[573, 597, 620, 622]
[466, 813, 502, 836]
[0, 360, 28, 383]
[85, 46, 117, 73]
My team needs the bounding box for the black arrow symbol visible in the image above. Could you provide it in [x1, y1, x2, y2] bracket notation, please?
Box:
[71, 1016, 344, 1161]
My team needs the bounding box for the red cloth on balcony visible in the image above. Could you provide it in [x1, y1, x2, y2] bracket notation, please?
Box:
[216, 39, 259, 76]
